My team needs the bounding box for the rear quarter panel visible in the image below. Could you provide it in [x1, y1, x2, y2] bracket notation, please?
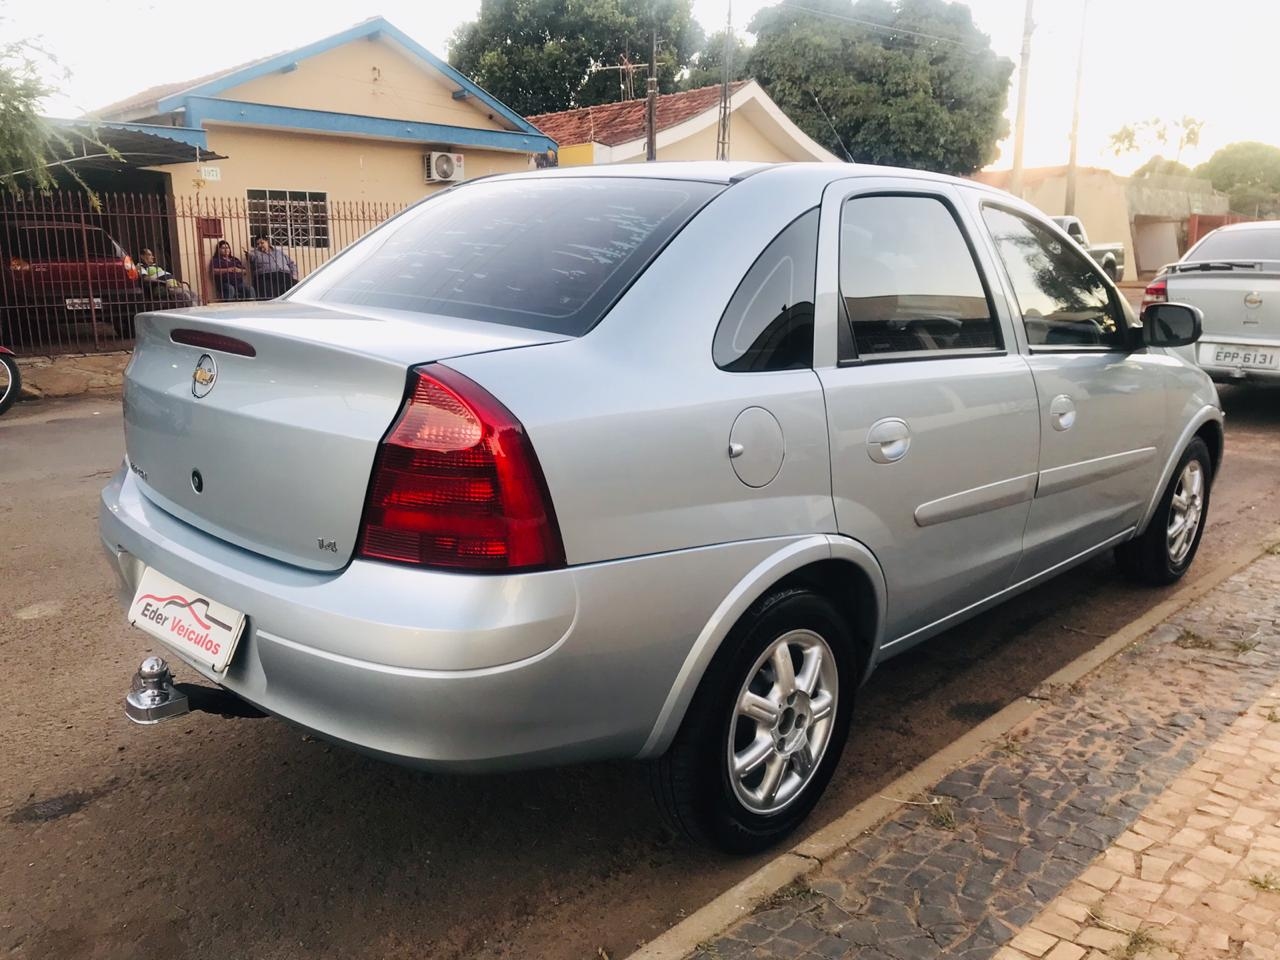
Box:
[445, 170, 838, 566]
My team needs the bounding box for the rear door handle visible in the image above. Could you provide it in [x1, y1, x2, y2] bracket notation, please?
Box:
[1049, 395, 1076, 432]
[866, 418, 911, 464]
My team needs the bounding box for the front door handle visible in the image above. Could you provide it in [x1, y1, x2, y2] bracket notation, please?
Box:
[1049, 395, 1077, 432]
[866, 417, 911, 464]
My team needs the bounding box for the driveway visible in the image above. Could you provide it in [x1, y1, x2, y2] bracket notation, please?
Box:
[3, 385, 1280, 960]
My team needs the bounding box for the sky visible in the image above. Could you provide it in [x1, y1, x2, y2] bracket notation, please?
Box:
[6, 0, 1279, 174]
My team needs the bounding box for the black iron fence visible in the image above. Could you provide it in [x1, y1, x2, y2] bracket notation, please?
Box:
[1, 191, 406, 354]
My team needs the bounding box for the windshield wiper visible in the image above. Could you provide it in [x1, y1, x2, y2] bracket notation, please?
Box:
[1172, 260, 1260, 272]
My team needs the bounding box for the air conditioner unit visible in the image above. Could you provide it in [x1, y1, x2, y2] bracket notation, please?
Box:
[426, 152, 465, 183]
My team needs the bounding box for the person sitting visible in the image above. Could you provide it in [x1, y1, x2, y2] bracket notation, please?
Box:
[138, 249, 196, 306]
[247, 236, 298, 299]
[209, 240, 255, 301]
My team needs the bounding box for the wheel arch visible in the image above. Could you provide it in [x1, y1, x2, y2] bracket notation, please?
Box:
[637, 534, 886, 759]
[1136, 404, 1224, 536]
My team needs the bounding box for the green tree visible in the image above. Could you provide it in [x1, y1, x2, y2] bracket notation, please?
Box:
[1108, 115, 1203, 163]
[449, 0, 703, 117]
[1194, 141, 1280, 217]
[681, 29, 751, 91]
[0, 29, 117, 200]
[0, 34, 66, 194]
[746, 0, 1012, 174]
[1130, 156, 1192, 179]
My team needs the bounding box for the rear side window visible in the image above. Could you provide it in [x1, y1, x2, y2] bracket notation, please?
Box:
[840, 195, 1000, 358]
[307, 177, 723, 335]
[1187, 227, 1280, 262]
[714, 209, 818, 372]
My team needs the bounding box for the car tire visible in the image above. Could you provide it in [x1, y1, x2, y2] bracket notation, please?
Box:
[0, 353, 20, 416]
[652, 588, 856, 854]
[1115, 437, 1212, 586]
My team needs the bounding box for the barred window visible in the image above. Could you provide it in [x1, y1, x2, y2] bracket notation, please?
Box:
[247, 189, 329, 248]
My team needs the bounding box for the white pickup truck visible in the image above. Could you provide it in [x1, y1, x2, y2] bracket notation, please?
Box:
[1052, 215, 1126, 282]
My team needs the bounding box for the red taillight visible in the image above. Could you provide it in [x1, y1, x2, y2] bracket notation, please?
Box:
[123, 255, 138, 281]
[1141, 279, 1167, 308]
[357, 366, 565, 572]
[9, 256, 31, 272]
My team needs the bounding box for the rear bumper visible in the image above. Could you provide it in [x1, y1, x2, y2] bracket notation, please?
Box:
[1200, 364, 1280, 385]
[100, 464, 801, 770]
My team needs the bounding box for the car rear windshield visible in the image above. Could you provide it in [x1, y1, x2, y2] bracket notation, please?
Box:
[305, 177, 724, 335]
[1187, 228, 1280, 262]
[4, 227, 123, 260]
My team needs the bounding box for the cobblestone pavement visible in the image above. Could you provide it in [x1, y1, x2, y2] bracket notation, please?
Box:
[996, 678, 1280, 960]
[690, 555, 1280, 960]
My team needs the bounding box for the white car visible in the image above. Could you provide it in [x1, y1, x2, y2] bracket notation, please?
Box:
[1147, 221, 1280, 383]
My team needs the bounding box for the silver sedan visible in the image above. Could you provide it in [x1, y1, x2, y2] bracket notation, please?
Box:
[101, 162, 1222, 852]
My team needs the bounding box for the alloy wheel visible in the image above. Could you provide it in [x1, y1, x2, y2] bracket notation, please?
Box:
[727, 629, 838, 815]
[1167, 460, 1205, 566]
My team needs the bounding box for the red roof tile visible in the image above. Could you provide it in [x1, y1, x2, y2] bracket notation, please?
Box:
[527, 81, 750, 147]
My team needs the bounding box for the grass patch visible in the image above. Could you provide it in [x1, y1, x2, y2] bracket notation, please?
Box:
[754, 880, 814, 912]
[1267, 542, 1280, 556]
[1109, 926, 1162, 959]
[1174, 629, 1213, 650]
[1249, 872, 1280, 893]
[997, 732, 1026, 756]
[1232, 638, 1260, 654]
[922, 794, 957, 830]
[1263, 708, 1280, 723]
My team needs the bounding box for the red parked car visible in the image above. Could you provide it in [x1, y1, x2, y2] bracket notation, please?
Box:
[1, 220, 146, 341]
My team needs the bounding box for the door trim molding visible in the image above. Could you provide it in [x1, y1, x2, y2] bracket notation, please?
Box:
[1036, 447, 1157, 499]
[914, 472, 1038, 527]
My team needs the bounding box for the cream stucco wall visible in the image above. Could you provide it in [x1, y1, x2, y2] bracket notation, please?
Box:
[169, 124, 531, 203]
[648, 113, 793, 163]
[223, 37, 508, 132]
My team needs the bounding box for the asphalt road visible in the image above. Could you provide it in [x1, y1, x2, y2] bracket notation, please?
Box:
[3, 386, 1280, 960]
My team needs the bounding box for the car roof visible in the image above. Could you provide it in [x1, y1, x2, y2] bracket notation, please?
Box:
[1208, 220, 1280, 234]
[494, 159, 991, 189]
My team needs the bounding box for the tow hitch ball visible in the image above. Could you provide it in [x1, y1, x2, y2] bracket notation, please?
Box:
[124, 656, 190, 724]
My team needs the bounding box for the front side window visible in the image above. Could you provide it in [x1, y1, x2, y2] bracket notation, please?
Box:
[248, 189, 329, 249]
[714, 209, 817, 372]
[983, 206, 1123, 349]
[840, 195, 1000, 358]
[305, 177, 721, 335]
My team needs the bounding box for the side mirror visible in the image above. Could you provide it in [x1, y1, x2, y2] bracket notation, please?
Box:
[1142, 302, 1202, 348]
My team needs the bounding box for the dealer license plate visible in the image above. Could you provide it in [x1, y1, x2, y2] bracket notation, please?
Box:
[1201, 343, 1280, 370]
[127, 568, 246, 674]
[65, 297, 104, 311]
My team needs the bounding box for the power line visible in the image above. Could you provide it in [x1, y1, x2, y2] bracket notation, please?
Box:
[782, 3, 994, 54]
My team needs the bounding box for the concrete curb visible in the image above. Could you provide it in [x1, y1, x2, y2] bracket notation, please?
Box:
[625, 528, 1280, 960]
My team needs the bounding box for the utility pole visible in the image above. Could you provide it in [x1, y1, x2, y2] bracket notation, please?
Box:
[1009, 0, 1034, 198]
[1064, 0, 1088, 216]
[715, 3, 733, 161]
[645, 17, 658, 161]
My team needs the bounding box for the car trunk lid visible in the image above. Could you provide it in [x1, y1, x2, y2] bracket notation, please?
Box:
[122, 302, 568, 572]
[1166, 261, 1280, 343]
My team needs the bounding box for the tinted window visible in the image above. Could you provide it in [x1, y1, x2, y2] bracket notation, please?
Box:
[714, 209, 817, 372]
[9, 227, 121, 260]
[307, 178, 722, 335]
[840, 195, 999, 357]
[1187, 227, 1280, 262]
[983, 206, 1122, 349]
